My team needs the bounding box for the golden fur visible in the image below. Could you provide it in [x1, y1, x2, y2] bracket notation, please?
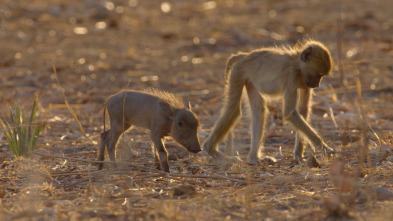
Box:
[203, 39, 334, 163]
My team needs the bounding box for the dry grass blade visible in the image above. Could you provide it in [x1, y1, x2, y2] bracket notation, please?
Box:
[52, 65, 94, 145]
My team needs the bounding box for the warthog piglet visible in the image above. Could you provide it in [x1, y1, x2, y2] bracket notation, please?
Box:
[98, 89, 201, 172]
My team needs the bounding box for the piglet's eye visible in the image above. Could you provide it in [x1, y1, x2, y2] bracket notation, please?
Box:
[177, 121, 183, 127]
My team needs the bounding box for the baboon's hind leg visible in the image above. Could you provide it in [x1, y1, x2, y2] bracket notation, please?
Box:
[245, 81, 267, 164]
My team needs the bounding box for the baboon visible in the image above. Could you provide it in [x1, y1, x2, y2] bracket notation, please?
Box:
[98, 89, 201, 172]
[202, 39, 335, 164]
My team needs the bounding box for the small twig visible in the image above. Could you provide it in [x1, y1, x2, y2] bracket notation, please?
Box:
[329, 107, 338, 129]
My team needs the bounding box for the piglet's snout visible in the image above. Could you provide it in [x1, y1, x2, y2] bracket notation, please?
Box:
[190, 138, 202, 153]
[182, 134, 201, 153]
[190, 145, 202, 153]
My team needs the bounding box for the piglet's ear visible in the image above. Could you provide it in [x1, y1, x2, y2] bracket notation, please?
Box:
[301, 46, 313, 62]
[159, 101, 173, 117]
[188, 101, 192, 111]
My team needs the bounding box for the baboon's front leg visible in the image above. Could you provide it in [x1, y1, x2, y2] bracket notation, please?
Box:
[294, 89, 311, 162]
[283, 88, 334, 157]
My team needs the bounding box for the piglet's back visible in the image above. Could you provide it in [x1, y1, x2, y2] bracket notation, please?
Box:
[107, 89, 184, 109]
[106, 90, 157, 127]
[105, 89, 184, 129]
[142, 88, 185, 109]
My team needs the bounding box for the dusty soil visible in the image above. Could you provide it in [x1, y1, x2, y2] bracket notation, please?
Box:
[1, 0, 393, 220]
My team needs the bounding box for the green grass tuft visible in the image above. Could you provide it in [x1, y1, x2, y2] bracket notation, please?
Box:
[1, 98, 43, 158]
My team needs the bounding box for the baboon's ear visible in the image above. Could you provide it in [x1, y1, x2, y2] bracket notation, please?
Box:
[159, 101, 173, 117]
[301, 46, 313, 62]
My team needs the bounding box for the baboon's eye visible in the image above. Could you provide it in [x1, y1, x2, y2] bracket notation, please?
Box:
[177, 121, 183, 127]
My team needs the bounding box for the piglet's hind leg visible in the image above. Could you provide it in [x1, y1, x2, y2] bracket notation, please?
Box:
[97, 130, 110, 170]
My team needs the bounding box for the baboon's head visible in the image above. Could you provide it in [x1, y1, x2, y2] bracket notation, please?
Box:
[170, 109, 201, 153]
[299, 42, 332, 88]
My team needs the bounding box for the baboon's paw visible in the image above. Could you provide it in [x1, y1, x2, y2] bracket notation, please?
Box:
[248, 156, 260, 165]
[294, 155, 306, 164]
[224, 149, 234, 156]
[249, 156, 277, 165]
[210, 150, 242, 165]
[320, 145, 337, 159]
[226, 155, 242, 163]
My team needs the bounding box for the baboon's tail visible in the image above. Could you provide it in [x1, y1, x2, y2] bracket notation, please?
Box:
[225, 53, 245, 80]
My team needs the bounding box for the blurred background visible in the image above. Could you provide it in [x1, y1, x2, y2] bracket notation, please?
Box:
[0, 0, 392, 219]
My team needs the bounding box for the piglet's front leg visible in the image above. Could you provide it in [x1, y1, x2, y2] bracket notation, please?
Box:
[151, 134, 170, 173]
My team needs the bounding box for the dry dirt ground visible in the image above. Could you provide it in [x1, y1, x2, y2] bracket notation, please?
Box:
[1, 0, 393, 220]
